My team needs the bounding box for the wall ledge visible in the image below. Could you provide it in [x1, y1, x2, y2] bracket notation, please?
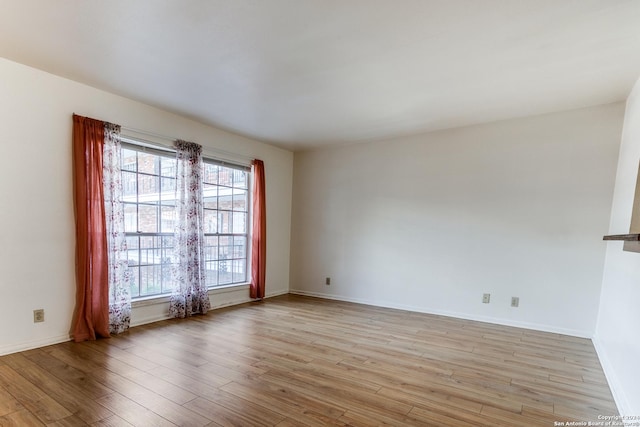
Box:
[603, 234, 640, 241]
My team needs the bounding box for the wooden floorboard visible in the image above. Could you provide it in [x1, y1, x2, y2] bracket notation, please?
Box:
[0, 294, 619, 426]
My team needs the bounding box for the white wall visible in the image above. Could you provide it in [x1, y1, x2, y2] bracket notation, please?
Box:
[595, 76, 640, 416]
[0, 57, 293, 355]
[291, 103, 624, 337]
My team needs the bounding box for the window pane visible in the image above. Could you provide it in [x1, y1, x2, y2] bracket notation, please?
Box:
[122, 171, 137, 200]
[160, 257, 173, 294]
[232, 189, 247, 212]
[203, 184, 217, 209]
[161, 235, 175, 254]
[232, 259, 246, 283]
[160, 205, 175, 233]
[219, 236, 232, 260]
[124, 203, 137, 233]
[233, 170, 248, 189]
[140, 265, 162, 296]
[161, 177, 176, 197]
[129, 265, 140, 298]
[203, 196, 217, 210]
[139, 236, 156, 264]
[138, 151, 159, 175]
[205, 261, 218, 287]
[232, 212, 246, 234]
[160, 157, 176, 177]
[138, 174, 159, 198]
[204, 235, 218, 287]
[204, 209, 217, 234]
[218, 167, 233, 187]
[122, 149, 137, 172]
[218, 256, 232, 285]
[126, 235, 140, 298]
[204, 235, 218, 261]
[218, 211, 231, 234]
[138, 204, 158, 233]
[203, 163, 218, 185]
[232, 236, 246, 259]
[126, 235, 140, 265]
[218, 190, 233, 210]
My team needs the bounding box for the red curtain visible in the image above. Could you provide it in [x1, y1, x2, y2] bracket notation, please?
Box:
[71, 114, 110, 341]
[250, 159, 266, 299]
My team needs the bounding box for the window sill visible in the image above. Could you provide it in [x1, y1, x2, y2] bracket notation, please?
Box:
[602, 233, 640, 241]
[131, 282, 251, 308]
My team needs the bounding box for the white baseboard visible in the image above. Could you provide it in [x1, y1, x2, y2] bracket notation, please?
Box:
[1, 287, 289, 355]
[130, 311, 173, 328]
[131, 287, 290, 327]
[266, 289, 289, 298]
[289, 289, 593, 339]
[592, 337, 629, 418]
[10, 288, 588, 356]
[131, 297, 252, 327]
[0, 334, 71, 356]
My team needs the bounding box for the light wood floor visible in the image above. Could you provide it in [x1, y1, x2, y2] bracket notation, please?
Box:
[0, 294, 618, 426]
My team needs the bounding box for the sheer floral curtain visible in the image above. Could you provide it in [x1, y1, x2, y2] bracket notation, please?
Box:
[170, 140, 210, 317]
[103, 123, 132, 334]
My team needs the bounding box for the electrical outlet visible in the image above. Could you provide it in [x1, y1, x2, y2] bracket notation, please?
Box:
[33, 309, 45, 323]
[325, 277, 331, 285]
[482, 293, 490, 303]
[511, 297, 519, 307]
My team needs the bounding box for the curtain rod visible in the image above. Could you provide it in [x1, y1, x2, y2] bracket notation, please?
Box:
[119, 125, 255, 166]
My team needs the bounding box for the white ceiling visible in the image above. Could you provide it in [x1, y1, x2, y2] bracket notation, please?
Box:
[1, 0, 639, 151]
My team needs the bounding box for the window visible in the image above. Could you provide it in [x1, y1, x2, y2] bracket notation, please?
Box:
[202, 161, 249, 287]
[121, 143, 249, 299]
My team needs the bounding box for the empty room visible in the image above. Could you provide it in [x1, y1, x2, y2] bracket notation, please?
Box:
[1, 1, 639, 426]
